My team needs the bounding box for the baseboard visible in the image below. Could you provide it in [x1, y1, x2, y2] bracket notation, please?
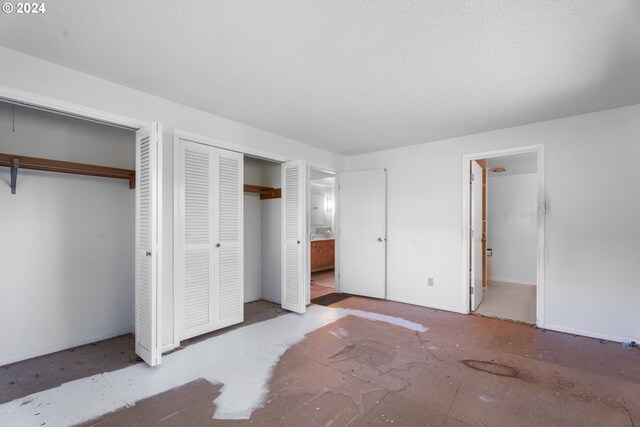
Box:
[489, 278, 536, 286]
[539, 322, 639, 344]
[386, 296, 467, 315]
[0, 326, 134, 367]
[162, 341, 181, 354]
[261, 296, 281, 305]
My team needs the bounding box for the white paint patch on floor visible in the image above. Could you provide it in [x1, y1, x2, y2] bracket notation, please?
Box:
[0, 305, 427, 426]
[343, 309, 428, 333]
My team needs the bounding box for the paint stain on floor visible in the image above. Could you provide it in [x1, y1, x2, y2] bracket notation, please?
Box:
[0, 305, 428, 425]
[2, 296, 640, 426]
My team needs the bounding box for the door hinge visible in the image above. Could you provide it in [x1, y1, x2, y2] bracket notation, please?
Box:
[470, 228, 474, 239]
[470, 173, 475, 182]
[469, 287, 474, 295]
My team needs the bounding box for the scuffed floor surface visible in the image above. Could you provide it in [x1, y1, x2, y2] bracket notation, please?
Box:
[6, 296, 640, 426]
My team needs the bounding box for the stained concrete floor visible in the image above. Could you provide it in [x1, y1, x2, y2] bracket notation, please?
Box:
[4, 297, 640, 426]
[311, 269, 336, 300]
[0, 301, 284, 405]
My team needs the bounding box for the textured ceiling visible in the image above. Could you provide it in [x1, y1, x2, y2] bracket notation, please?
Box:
[1, 1, 639, 155]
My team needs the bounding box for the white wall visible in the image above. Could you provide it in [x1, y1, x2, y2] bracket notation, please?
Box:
[244, 157, 263, 303]
[261, 162, 282, 303]
[487, 173, 537, 285]
[0, 102, 135, 365]
[0, 47, 344, 348]
[346, 104, 640, 342]
[310, 183, 334, 232]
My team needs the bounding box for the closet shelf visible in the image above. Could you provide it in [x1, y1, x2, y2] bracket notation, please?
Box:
[244, 184, 281, 200]
[0, 152, 136, 194]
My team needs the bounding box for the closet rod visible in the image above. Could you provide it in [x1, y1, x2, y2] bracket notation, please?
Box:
[0, 152, 136, 194]
[244, 184, 281, 200]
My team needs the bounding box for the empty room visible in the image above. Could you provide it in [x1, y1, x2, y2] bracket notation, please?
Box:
[0, 2, 639, 426]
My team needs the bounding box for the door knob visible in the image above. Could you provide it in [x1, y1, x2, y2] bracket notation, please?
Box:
[377, 237, 385, 242]
[216, 243, 221, 248]
[145, 251, 152, 257]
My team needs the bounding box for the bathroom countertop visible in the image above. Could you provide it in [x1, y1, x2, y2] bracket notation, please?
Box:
[311, 237, 335, 241]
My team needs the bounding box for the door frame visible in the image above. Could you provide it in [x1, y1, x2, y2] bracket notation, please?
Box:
[173, 130, 292, 338]
[307, 163, 341, 298]
[461, 144, 546, 326]
[0, 85, 167, 357]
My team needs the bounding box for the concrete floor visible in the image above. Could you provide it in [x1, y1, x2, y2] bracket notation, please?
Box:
[0, 301, 284, 405]
[3, 297, 640, 426]
[311, 269, 336, 300]
[475, 281, 537, 325]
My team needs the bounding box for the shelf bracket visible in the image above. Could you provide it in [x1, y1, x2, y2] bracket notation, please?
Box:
[10, 158, 18, 195]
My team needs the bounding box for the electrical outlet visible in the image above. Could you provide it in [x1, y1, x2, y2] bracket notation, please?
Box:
[427, 277, 434, 287]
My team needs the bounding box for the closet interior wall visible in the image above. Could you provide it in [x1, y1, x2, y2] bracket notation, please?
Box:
[0, 101, 135, 366]
[243, 157, 282, 304]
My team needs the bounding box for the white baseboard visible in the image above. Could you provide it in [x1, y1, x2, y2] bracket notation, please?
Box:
[0, 326, 134, 367]
[539, 323, 639, 344]
[161, 341, 181, 354]
[386, 296, 467, 315]
[261, 296, 281, 305]
[489, 278, 536, 286]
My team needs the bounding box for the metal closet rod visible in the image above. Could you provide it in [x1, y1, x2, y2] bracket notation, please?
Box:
[0, 152, 136, 194]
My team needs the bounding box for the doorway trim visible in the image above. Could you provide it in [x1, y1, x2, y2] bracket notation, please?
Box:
[307, 163, 341, 299]
[461, 144, 546, 326]
[0, 85, 147, 129]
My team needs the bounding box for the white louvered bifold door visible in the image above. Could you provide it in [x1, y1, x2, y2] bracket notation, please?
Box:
[214, 150, 244, 328]
[281, 160, 307, 314]
[177, 140, 243, 341]
[135, 123, 162, 367]
[177, 140, 216, 340]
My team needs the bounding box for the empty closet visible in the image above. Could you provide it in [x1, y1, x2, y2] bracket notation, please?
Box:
[243, 157, 283, 306]
[0, 101, 146, 366]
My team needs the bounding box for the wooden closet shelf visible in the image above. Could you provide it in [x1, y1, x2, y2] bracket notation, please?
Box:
[0, 153, 136, 194]
[244, 184, 281, 200]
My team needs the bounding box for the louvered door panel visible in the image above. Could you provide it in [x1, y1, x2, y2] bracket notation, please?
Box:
[215, 151, 243, 326]
[137, 134, 151, 349]
[178, 141, 215, 340]
[281, 160, 307, 313]
[135, 123, 161, 366]
[177, 140, 243, 340]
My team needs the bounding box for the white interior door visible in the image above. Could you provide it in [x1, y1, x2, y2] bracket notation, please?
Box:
[135, 123, 162, 366]
[281, 160, 307, 313]
[215, 149, 244, 328]
[470, 160, 484, 310]
[176, 140, 243, 340]
[177, 140, 215, 339]
[338, 169, 386, 299]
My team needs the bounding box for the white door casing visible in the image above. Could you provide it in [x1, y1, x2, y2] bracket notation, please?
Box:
[470, 160, 484, 310]
[176, 140, 243, 341]
[282, 160, 308, 313]
[135, 123, 162, 366]
[338, 169, 386, 299]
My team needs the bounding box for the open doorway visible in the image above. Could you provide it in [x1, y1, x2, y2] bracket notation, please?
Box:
[308, 168, 336, 300]
[467, 150, 541, 324]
